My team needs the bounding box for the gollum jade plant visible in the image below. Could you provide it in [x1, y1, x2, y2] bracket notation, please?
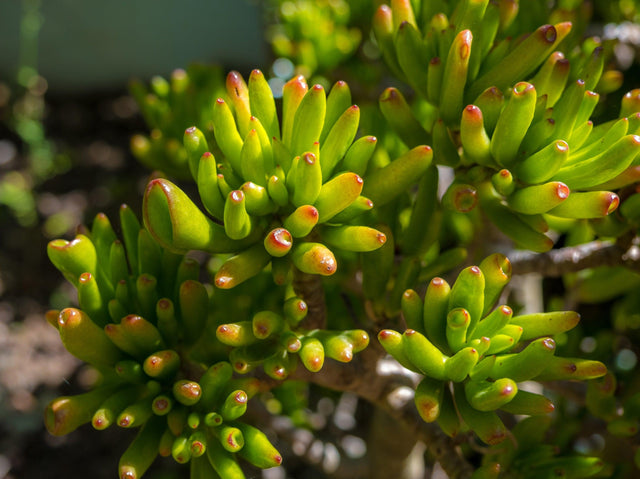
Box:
[44, 1, 640, 478]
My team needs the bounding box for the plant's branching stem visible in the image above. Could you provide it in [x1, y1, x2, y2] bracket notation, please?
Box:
[261, 343, 475, 479]
[509, 239, 640, 277]
[285, 259, 473, 477]
[293, 270, 327, 330]
[368, 407, 426, 479]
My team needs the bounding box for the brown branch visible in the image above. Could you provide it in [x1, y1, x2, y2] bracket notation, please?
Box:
[293, 269, 327, 330]
[281, 249, 473, 476]
[509, 239, 640, 277]
[368, 407, 426, 479]
[262, 342, 475, 479]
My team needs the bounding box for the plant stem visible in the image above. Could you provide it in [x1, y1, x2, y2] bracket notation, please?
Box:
[265, 343, 475, 479]
[293, 269, 327, 330]
[368, 407, 426, 479]
[510, 238, 640, 276]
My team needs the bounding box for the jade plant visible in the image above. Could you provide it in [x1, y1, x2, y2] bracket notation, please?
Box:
[43, 1, 640, 478]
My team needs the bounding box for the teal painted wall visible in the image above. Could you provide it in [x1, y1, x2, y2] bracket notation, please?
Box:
[0, 0, 267, 93]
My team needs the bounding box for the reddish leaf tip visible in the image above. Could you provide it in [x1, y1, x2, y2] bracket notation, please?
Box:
[378, 330, 392, 340]
[542, 338, 556, 351]
[606, 194, 620, 215]
[556, 183, 570, 199]
[555, 140, 569, 153]
[118, 416, 132, 427]
[303, 152, 317, 165]
[542, 24, 557, 43]
[230, 190, 244, 202]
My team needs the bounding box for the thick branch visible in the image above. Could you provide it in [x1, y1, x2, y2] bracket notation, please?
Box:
[268, 343, 475, 479]
[509, 240, 640, 277]
[368, 407, 425, 479]
[293, 270, 327, 330]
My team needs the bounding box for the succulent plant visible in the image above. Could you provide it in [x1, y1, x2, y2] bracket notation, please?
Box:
[45, 209, 290, 478]
[41, 1, 640, 478]
[142, 70, 402, 289]
[379, 254, 606, 444]
[372, 0, 640, 252]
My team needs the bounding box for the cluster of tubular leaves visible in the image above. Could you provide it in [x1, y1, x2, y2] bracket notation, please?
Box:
[267, 0, 363, 76]
[45, 69, 397, 479]
[379, 253, 606, 447]
[142, 69, 410, 288]
[45, 210, 285, 479]
[216, 301, 369, 379]
[129, 64, 226, 179]
[373, 0, 640, 252]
